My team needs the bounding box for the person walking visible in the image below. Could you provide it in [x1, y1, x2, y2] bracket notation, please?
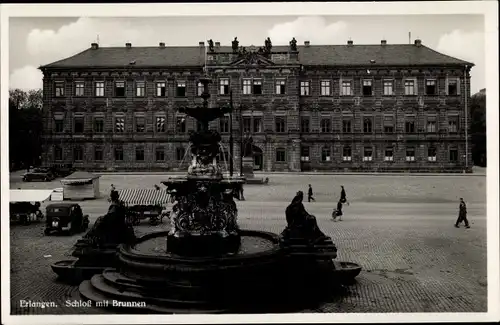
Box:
[108, 184, 116, 202]
[307, 184, 316, 202]
[455, 198, 470, 228]
[340, 185, 349, 206]
[332, 200, 344, 221]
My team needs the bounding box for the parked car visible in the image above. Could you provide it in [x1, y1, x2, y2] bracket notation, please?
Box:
[44, 202, 90, 235]
[23, 168, 55, 182]
[50, 164, 76, 178]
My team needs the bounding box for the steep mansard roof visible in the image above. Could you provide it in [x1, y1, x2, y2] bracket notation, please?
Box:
[40, 43, 473, 69]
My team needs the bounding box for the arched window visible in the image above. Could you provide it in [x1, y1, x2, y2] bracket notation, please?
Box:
[363, 118, 373, 133]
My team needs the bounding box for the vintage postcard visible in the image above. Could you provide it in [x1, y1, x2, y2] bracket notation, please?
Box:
[1, 2, 498, 325]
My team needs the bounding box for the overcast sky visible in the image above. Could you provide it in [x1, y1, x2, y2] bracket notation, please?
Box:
[9, 15, 485, 93]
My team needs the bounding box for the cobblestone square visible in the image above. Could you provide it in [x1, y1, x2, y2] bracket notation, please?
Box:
[9, 172, 487, 314]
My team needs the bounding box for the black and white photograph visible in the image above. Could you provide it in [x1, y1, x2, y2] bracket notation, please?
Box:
[1, 2, 498, 324]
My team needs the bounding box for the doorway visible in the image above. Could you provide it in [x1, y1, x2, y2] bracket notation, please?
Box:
[252, 145, 263, 171]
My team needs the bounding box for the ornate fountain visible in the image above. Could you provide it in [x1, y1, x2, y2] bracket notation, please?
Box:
[162, 77, 245, 256]
[76, 48, 361, 313]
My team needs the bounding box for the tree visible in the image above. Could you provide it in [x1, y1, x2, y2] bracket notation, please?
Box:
[9, 88, 44, 170]
[470, 89, 486, 167]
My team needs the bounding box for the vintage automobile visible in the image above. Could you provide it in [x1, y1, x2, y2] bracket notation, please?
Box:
[44, 202, 90, 235]
[50, 164, 76, 178]
[22, 168, 55, 182]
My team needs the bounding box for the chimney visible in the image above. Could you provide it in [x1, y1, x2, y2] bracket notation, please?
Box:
[199, 41, 205, 47]
[91, 43, 99, 50]
[347, 40, 353, 46]
[304, 41, 310, 47]
[215, 42, 221, 48]
[381, 40, 387, 45]
[125, 43, 132, 48]
[159, 42, 165, 48]
[414, 39, 422, 47]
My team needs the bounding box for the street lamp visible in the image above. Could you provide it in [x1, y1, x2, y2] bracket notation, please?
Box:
[229, 91, 234, 176]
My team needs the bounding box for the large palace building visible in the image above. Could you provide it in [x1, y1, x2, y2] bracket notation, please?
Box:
[40, 38, 473, 172]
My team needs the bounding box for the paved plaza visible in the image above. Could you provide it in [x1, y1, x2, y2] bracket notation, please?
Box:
[9, 172, 488, 314]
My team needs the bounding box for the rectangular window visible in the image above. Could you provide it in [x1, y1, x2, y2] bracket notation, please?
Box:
[219, 116, 229, 133]
[385, 147, 394, 161]
[300, 117, 310, 133]
[136, 81, 145, 97]
[74, 117, 84, 134]
[135, 147, 145, 161]
[320, 80, 331, 96]
[243, 79, 252, 95]
[342, 146, 352, 161]
[176, 147, 185, 161]
[115, 117, 125, 133]
[219, 79, 229, 95]
[114, 147, 123, 161]
[426, 79, 437, 95]
[276, 80, 286, 95]
[363, 118, 373, 133]
[155, 147, 165, 161]
[342, 120, 352, 133]
[176, 117, 186, 133]
[384, 116, 394, 133]
[115, 81, 126, 97]
[176, 81, 186, 97]
[156, 82, 166, 97]
[406, 147, 416, 162]
[93, 118, 104, 133]
[242, 117, 251, 133]
[276, 148, 286, 162]
[449, 148, 458, 162]
[135, 117, 145, 133]
[94, 147, 103, 161]
[196, 121, 203, 132]
[426, 120, 437, 133]
[363, 147, 373, 161]
[362, 80, 372, 96]
[383, 80, 394, 96]
[55, 82, 65, 97]
[321, 147, 331, 162]
[275, 117, 286, 133]
[428, 146, 437, 162]
[448, 79, 459, 95]
[75, 82, 85, 97]
[341, 80, 352, 96]
[253, 80, 262, 95]
[300, 81, 310, 96]
[197, 82, 204, 96]
[156, 116, 166, 132]
[300, 147, 310, 162]
[55, 119, 64, 133]
[54, 146, 63, 161]
[320, 119, 331, 133]
[405, 118, 415, 133]
[73, 146, 83, 161]
[253, 118, 262, 133]
[95, 82, 105, 97]
[404, 79, 416, 95]
[449, 117, 458, 133]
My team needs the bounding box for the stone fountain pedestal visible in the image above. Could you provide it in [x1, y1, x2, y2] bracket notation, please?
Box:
[241, 157, 269, 185]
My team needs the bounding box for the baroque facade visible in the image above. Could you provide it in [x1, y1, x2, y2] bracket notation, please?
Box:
[40, 38, 473, 172]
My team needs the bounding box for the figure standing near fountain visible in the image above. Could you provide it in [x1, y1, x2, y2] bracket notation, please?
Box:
[307, 184, 315, 202]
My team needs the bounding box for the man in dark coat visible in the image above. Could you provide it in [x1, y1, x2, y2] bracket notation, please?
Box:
[455, 198, 470, 228]
[307, 184, 315, 202]
[340, 185, 349, 205]
[332, 200, 343, 221]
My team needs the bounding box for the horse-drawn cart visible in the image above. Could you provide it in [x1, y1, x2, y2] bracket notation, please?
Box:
[118, 188, 171, 226]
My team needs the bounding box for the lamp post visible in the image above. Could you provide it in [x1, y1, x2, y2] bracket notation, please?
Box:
[229, 91, 234, 176]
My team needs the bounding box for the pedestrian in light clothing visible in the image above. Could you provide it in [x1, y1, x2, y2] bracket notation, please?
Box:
[308, 184, 315, 202]
[455, 198, 470, 228]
